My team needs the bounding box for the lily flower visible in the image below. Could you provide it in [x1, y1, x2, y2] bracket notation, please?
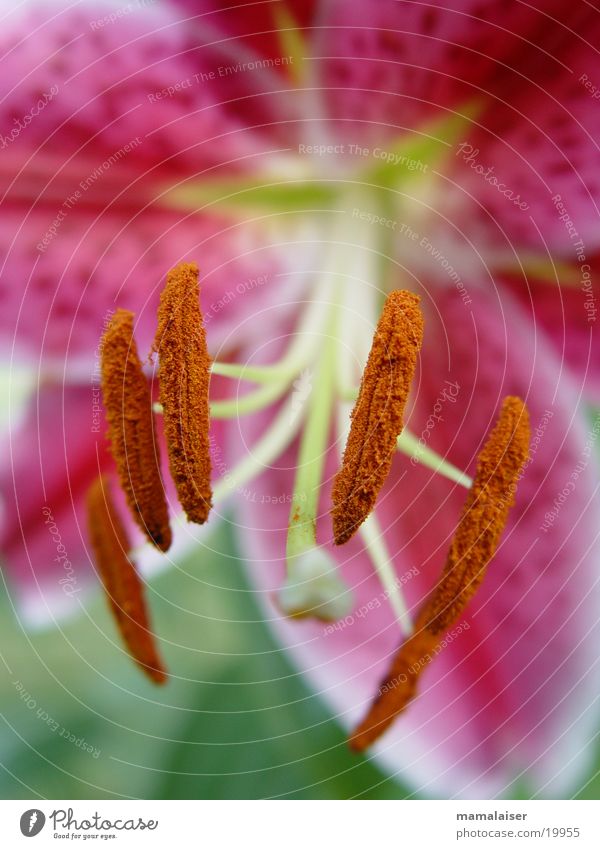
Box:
[2, 0, 600, 798]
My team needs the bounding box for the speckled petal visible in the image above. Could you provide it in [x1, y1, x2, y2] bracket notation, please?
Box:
[232, 285, 600, 798]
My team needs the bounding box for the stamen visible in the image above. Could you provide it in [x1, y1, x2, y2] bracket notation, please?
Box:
[332, 290, 424, 545]
[86, 475, 167, 685]
[131, 389, 311, 563]
[425, 397, 530, 632]
[359, 514, 412, 636]
[349, 396, 530, 751]
[338, 390, 473, 488]
[101, 309, 172, 552]
[153, 262, 213, 525]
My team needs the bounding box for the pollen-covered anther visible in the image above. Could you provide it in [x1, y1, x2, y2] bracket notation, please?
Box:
[101, 309, 172, 552]
[331, 290, 424, 545]
[153, 262, 213, 525]
[86, 475, 168, 685]
[349, 396, 530, 751]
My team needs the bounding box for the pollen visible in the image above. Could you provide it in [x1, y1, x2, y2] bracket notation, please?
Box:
[331, 290, 424, 545]
[153, 262, 213, 525]
[86, 475, 168, 685]
[101, 309, 172, 552]
[349, 396, 530, 751]
[425, 396, 530, 633]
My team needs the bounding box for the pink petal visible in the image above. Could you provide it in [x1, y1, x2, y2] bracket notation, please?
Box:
[231, 285, 600, 797]
[0, 204, 291, 369]
[315, 0, 574, 145]
[0, 383, 111, 623]
[0, 2, 306, 368]
[448, 7, 600, 254]
[172, 0, 317, 70]
[0, 3, 257, 174]
[315, 1, 600, 254]
[501, 267, 600, 404]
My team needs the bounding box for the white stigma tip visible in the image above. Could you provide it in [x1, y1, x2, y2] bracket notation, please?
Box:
[278, 547, 354, 622]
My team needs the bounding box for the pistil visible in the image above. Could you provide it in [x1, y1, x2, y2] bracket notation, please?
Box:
[279, 276, 356, 620]
[286, 295, 337, 562]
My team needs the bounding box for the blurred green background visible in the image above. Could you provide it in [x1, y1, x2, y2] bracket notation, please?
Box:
[2, 519, 600, 800]
[0, 521, 406, 799]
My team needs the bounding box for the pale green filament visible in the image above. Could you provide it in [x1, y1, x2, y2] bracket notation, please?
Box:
[212, 394, 307, 504]
[210, 283, 333, 419]
[132, 393, 308, 560]
[359, 514, 413, 636]
[337, 385, 472, 488]
[397, 429, 473, 488]
[210, 361, 294, 382]
[279, 269, 356, 621]
[210, 378, 296, 419]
